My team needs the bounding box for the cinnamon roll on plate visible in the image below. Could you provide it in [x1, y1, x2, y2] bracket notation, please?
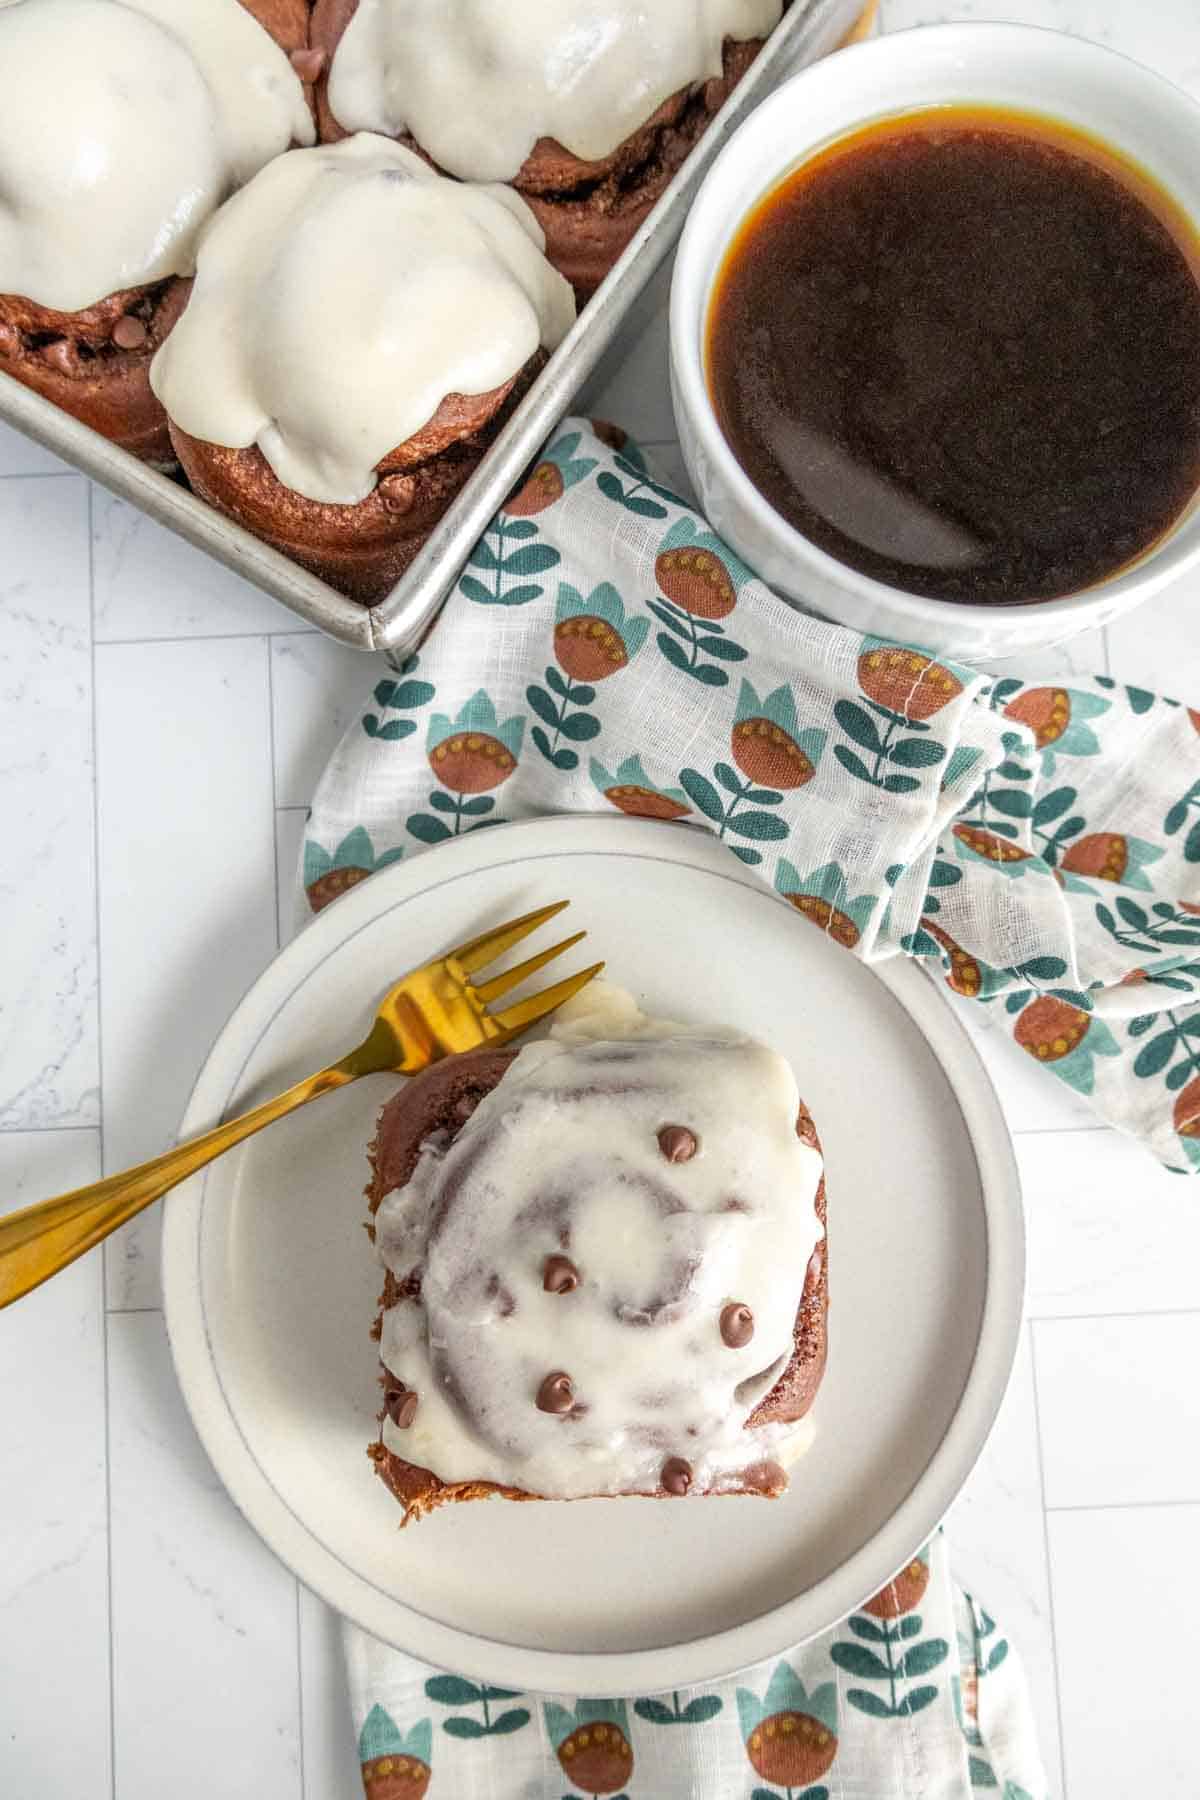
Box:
[364, 985, 828, 1523]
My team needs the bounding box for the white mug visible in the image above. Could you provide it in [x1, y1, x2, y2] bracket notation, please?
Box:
[670, 23, 1200, 660]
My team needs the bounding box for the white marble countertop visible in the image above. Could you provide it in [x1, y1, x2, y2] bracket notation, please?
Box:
[3, 3, 1200, 1795]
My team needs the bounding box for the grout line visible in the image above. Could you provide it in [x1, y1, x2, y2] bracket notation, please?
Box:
[1045, 1494, 1200, 1515]
[1031, 1304, 1200, 1326]
[276, 804, 311, 814]
[87, 477, 119, 1800]
[295, 1581, 307, 1800]
[104, 1305, 162, 1316]
[1028, 1324, 1070, 1800]
[0, 466, 81, 481]
[94, 627, 319, 649]
[266, 641, 283, 952]
[1008, 1121, 1109, 1137]
[0, 1120, 99, 1133]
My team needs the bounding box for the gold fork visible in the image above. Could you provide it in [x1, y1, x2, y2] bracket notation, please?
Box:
[0, 902, 601, 1311]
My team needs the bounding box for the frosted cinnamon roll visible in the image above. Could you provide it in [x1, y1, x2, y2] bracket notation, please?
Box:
[150, 135, 575, 602]
[311, 0, 786, 299]
[365, 986, 828, 1524]
[0, 0, 314, 465]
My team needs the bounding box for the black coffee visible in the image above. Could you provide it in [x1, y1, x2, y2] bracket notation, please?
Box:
[707, 109, 1200, 604]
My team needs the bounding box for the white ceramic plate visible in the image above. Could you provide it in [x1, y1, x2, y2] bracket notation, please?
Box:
[162, 816, 1023, 1694]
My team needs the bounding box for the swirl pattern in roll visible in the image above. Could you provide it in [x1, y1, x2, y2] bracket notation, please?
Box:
[371, 988, 825, 1504]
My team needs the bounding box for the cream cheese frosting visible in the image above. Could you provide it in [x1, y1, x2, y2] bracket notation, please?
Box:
[374, 987, 823, 1500]
[0, 0, 313, 313]
[326, 0, 785, 182]
[149, 135, 576, 506]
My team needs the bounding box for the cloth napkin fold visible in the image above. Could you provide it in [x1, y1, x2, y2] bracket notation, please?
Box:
[298, 414, 1200, 1799]
[303, 418, 1200, 1174]
[343, 1534, 1046, 1800]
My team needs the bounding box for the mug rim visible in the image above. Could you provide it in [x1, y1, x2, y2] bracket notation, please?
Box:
[669, 20, 1200, 638]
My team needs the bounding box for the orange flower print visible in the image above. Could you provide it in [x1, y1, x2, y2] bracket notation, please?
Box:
[919, 917, 986, 999]
[657, 543, 737, 619]
[1003, 685, 1071, 749]
[1001, 684, 1109, 774]
[426, 691, 523, 794]
[1059, 832, 1164, 889]
[505, 460, 564, 517]
[357, 1709, 431, 1800]
[862, 1554, 931, 1619]
[737, 1664, 838, 1790]
[544, 1701, 633, 1797]
[1013, 996, 1119, 1095]
[649, 520, 752, 687]
[858, 640, 964, 721]
[775, 858, 877, 949]
[952, 823, 1038, 872]
[304, 828, 403, 915]
[409, 692, 524, 844]
[731, 679, 826, 790]
[1175, 1078, 1200, 1140]
[553, 582, 649, 682]
[503, 429, 597, 517]
[590, 755, 688, 820]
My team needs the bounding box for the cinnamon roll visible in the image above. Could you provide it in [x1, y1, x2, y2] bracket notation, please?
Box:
[150, 136, 575, 603]
[365, 988, 828, 1524]
[311, 0, 786, 300]
[0, 0, 314, 466]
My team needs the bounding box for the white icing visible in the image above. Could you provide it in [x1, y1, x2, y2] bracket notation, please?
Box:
[149, 136, 575, 506]
[375, 991, 823, 1501]
[0, 0, 313, 312]
[327, 0, 785, 182]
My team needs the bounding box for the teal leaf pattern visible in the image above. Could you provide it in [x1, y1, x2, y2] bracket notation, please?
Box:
[426, 1672, 532, 1739]
[363, 657, 436, 741]
[313, 416, 1200, 1185]
[633, 1690, 723, 1726]
[463, 512, 561, 605]
[833, 1565, 948, 1722]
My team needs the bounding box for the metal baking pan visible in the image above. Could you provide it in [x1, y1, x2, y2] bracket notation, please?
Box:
[0, 0, 866, 658]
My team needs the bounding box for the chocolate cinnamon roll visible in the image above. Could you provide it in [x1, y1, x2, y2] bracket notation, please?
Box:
[311, 0, 786, 300]
[0, 0, 314, 465]
[152, 136, 575, 603]
[364, 992, 828, 1523]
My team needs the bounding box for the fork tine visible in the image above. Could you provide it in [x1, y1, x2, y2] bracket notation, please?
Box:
[486, 960, 606, 1043]
[448, 900, 570, 975]
[471, 931, 588, 1005]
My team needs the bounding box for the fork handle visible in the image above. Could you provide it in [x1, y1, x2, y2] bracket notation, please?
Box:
[0, 1058, 359, 1311]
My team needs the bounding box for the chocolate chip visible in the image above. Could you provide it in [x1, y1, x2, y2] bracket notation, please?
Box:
[289, 46, 326, 82]
[742, 1459, 786, 1495]
[543, 1254, 579, 1294]
[662, 1456, 693, 1496]
[720, 1302, 755, 1348]
[111, 315, 147, 350]
[384, 1383, 418, 1429]
[377, 473, 415, 515]
[657, 1125, 698, 1162]
[536, 1371, 574, 1414]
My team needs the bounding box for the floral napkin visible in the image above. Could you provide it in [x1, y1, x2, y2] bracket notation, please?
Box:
[343, 1535, 1047, 1799]
[296, 413, 1200, 1798]
[304, 417, 1200, 1173]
